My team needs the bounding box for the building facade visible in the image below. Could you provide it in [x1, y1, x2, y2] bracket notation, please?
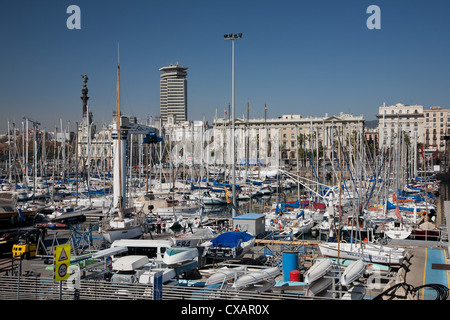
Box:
[213, 112, 365, 165]
[160, 64, 188, 124]
[423, 106, 450, 151]
[377, 103, 424, 148]
[376, 103, 450, 154]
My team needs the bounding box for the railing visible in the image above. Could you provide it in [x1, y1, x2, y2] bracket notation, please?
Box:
[0, 275, 331, 300]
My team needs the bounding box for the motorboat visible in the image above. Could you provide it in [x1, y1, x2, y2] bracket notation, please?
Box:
[202, 231, 255, 260]
[171, 227, 216, 248]
[163, 247, 198, 266]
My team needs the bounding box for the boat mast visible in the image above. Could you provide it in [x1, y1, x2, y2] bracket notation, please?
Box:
[116, 45, 124, 219]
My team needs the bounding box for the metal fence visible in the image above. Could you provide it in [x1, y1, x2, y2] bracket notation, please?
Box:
[0, 275, 330, 300]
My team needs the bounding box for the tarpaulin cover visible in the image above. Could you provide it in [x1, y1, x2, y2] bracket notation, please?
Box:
[210, 231, 254, 248]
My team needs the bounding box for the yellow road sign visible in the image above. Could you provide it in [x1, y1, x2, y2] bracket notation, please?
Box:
[53, 243, 71, 282]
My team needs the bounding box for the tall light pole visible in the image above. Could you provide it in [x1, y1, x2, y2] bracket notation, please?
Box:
[224, 33, 242, 217]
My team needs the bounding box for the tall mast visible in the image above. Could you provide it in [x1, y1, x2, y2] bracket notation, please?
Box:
[117, 44, 124, 217]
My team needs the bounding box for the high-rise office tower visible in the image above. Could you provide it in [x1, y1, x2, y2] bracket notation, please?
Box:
[160, 63, 188, 124]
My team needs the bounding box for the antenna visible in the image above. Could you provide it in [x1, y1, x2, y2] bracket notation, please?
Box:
[117, 42, 120, 65]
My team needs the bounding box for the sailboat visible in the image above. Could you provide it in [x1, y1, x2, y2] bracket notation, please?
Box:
[101, 54, 145, 243]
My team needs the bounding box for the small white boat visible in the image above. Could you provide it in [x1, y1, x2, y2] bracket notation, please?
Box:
[171, 227, 215, 248]
[340, 259, 365, 286]
[306, 272, 334, 296]
[382, 220, 412, 240]
[163, 247, 198, 266]
[139, 260, 198, 285]
[101, 217, 143, 243]
[318, 242, 405, 265]
[205, 266, 247, 286]
[237, 279, 276, 294]
[232, 267, 280, 290]
[341, 283, 366, 300]
[139, 267, 177, 285]
[290, 217, 314, 235]
[202, 231, 255, 260]
[112, 255, 149, 272]
[304, 258, 332, 283]
[153, 205, 202, 217]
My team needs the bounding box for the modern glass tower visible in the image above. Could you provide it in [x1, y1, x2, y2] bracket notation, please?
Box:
[160, 63, 188, 124]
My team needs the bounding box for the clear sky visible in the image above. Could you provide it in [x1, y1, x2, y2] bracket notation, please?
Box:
[1, 0, 450, 133]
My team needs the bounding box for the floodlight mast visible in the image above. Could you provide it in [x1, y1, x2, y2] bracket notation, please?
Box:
[224, 33, 242, 217]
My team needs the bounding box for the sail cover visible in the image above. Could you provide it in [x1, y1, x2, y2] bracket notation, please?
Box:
[211, 231, 254, 248]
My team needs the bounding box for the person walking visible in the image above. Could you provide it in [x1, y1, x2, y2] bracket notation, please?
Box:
[156, 215, 162, 234]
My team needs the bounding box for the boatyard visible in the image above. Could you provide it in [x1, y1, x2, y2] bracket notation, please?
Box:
[0, 180, 448, 300]
[2, 1, 450, 306]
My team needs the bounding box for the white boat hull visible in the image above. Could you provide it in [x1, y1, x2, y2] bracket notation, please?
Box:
[340, 259, 365, 286]
[306, 272, 333, 296]
[304, 258, 332, 283]
[319, 242, 404, 265]
[205, 266, 247, 286]
[102, 225, 143, 243]
[232, 267, 280, 290]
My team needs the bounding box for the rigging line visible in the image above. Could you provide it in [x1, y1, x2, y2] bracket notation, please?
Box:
[326, 126, 351, 199]
[299, 132, 322, 195]
[333, 125, 359, 199]
[363, 150, 387, 211]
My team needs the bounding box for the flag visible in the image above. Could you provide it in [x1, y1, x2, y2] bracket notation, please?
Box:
[395, 206, 402, 222]
[224, 109, 227, 114]
[224, 187, 232, 204]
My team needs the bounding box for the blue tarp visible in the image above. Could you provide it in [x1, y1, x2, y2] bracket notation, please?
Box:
[210, 231, 254, 248]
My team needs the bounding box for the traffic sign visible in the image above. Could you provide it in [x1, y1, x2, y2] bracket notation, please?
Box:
[53, 243, 71, 282]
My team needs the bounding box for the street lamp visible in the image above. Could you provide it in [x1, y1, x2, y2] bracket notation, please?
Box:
[224, 33, 242, 217]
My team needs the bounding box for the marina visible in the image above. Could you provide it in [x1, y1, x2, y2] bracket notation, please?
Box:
[1, 1, 450, 306]
[1, 73, 449, 300]
[0, 174, 448, 300]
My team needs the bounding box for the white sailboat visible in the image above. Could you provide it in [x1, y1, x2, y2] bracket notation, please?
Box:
[100, 55, 147, 243]
[382, 220, 412, 240]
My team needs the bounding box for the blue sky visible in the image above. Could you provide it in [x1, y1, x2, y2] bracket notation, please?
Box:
[1, 0, 450, 133]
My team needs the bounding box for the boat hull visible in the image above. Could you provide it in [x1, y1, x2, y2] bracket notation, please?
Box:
[319, 242, 404, 265]
[102, 226, 143, 243]
[340, 259, 365, 286]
